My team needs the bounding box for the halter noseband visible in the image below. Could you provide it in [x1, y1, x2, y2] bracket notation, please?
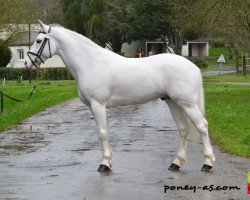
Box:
[27, 26, 52, 68]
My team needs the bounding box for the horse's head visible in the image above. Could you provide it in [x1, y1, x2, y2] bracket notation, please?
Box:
[24, 20, 57, 68]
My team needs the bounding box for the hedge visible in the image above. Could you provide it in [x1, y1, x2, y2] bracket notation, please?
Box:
[0, 67, 73, 80]
[194, 59, 208, 69]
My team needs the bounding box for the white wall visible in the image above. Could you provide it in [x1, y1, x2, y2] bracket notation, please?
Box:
[7, 45, 65, 68]
[121, 40, 145, 57]
[182, 44, 188, 56]
[185, 42, 209, 57]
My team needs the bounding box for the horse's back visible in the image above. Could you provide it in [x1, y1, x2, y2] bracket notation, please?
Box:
[104, 53, 202, 106]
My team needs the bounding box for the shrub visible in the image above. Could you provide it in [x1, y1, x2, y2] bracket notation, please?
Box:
[0, 67, 73, 80]
[194, 59, 208, 68]
[0, 43, 12, 67]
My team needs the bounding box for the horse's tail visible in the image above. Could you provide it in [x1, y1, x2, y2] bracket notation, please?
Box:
[198, 83, 205, 116]
[188, 80, 205, 140]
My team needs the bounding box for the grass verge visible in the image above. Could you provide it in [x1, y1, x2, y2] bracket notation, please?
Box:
[203, 73, 250, 83]
[204, 84, 250, 157]
[0, 80, 77, 131]
[208, 47, 236, 67]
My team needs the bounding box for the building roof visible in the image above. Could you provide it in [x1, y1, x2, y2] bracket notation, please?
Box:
[185, 38, 208, 43]
[9, 32, 39, 46]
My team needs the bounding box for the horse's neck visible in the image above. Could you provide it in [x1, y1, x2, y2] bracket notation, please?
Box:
[53, 27, 110, 79]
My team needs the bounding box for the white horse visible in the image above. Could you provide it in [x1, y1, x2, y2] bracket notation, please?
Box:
[24, 21, 215, 172]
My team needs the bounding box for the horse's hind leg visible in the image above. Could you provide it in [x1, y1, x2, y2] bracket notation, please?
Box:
[90, 101, 112, 172]
[165, 99, 189, 171]
[177, 101, 215, 171]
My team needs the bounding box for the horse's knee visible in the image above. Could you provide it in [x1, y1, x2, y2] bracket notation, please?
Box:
[176, 121, 188, 137]
[196, 122, 208, 136]
[99, 129, 108, 140]
[202, 118, 208, 128]
[179, 128, 188, 137]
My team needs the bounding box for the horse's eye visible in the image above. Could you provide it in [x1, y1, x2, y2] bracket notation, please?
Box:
[36, 39, 42, 44]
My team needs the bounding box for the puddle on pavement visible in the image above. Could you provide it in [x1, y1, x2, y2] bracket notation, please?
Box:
[0, 145, 32, 151]
[0, 124, 49, 155]
[71, 148, 91, 153]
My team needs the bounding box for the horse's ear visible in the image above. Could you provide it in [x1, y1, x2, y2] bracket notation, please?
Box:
[38, 20, 49, 32]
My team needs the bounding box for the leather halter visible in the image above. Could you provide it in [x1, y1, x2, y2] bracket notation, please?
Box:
[27, 26, 52, 68]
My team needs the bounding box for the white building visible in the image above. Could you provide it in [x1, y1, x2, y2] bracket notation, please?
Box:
[182, 38, 209, 57]
[121, 38, 209, 57]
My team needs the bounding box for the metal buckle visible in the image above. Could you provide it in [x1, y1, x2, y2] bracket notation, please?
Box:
[45, 33, 50, 39]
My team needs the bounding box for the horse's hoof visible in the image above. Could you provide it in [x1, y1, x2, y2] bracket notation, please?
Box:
[201, 164, 213, 172]
[168, 163, 180, 171]
[97, 164, 111, 173]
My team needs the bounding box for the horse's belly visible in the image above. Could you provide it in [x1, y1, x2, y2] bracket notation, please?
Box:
[106, 90, 164, 107]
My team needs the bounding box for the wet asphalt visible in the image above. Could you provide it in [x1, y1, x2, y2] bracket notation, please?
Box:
[0, 98, 249, 200]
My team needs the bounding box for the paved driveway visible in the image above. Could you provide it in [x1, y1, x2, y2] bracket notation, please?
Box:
[0, 99, 249, 200]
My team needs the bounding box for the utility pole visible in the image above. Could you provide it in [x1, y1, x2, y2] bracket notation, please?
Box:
[28, 23, 31, 50]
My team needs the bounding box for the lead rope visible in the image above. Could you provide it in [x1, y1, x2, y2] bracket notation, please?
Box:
[0, 69, 39, 114]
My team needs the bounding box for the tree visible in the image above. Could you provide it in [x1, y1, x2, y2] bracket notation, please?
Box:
[0, 0, 23, 45]
[37, 0, 65, 24]
[60, 0, 133, 51]
[0, 41, 11, 67]
[126, 0, 179, 53]
[60, 0, 106, 41]
[98, 0, 133, 52]
[0, 0, 44, 46]
[177, 0, 249, 48]
[173, 0, 250, 74]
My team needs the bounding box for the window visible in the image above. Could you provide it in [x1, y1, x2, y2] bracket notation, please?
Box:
[17, 49, 24, 60]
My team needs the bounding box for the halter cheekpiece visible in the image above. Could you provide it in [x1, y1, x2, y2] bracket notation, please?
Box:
[27, 26, 52, 68]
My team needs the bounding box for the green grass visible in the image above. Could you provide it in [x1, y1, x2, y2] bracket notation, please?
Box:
[209, 47, 231, 57]
[203, 73, 250, 82]
[205, 84, 250, 157]
[0, 80, 77, 131]
[206, 59, 236, 67]
[208, 47, 236, 67]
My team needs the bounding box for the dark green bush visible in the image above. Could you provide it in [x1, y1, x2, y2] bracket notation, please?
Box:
[0, 43, 12, 67]
[210, 38, 226, 48]
[0, 67, 73, 80]
[194, 60, 208, 69]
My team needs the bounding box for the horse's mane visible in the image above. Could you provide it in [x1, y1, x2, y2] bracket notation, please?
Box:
[52, 25, 102, 49]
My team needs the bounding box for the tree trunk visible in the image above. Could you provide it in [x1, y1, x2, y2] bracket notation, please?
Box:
[242, 52, 247, 76]
[235, 49, 239, 75]
[109, 34, 123, 53]
[168, 29, 183, 55]
[84, 20, 93, 39]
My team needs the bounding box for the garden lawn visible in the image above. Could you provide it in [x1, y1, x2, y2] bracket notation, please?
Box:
[0, 80, 77, 131]
[203, 73, 250, 83]
[204, 84, 250, 157]
[208, 47, 236, 67]
[209, 47, 231, 57]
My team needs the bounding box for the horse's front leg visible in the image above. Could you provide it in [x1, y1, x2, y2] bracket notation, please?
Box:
[90, 101, 112, 172]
